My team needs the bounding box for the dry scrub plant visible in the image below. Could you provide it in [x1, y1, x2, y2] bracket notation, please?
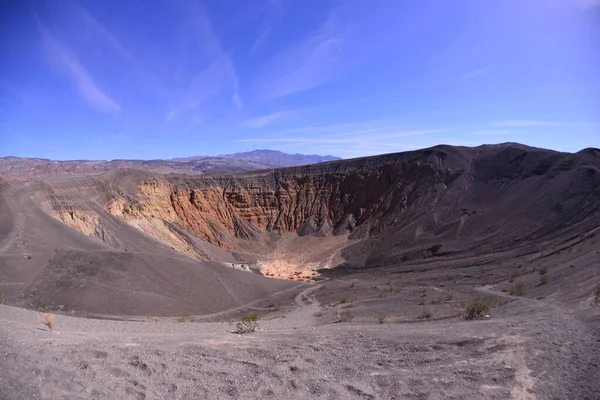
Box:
[235, 313, 259, 334]
[377, 313, 387, 324]
[0, 288, 4, 304]
[40, 313, 55, 331]
[508, 281, 525, 296]
[464, 302, 489, 320]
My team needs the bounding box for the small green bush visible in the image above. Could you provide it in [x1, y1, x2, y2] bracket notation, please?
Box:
[377, 313, 387, 324]
[594, 288, 600, 303]
[339, 297, 347, 304]
[508, 281, 525, 296]
[464, 302, 489, 320]
[235, 313, 259, 334]
[539, 266, 548, 275]
[241, 313, 259, 322]
[0, 288, 4, 304]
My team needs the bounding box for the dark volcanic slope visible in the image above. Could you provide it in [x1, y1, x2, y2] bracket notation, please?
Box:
[1, 142, 599, 317]
[0, 182, 293, 316]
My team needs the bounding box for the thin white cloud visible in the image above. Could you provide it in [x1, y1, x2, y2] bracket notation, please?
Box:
[67, 1, 167, 97]
[243, 110, 295, 128]
[237, 129, 447, 144]
[283, 121, 389, 135]
[578, 0, 600, 9]
[165, 56, 231, 122]
[472, 129, 513, 135]
[462, 65, 495, 81]
[166, 2, 242, 121]
[256, 9, 346, 99]
[493, 120, 563, 127]
[38, 24, 121, 113]
[232, 90, 243, 110]
[251, 0, 285, 54]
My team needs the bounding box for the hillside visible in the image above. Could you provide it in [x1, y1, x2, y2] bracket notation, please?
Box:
[1, 142, 599, 317]
[2, 142, 600, 399]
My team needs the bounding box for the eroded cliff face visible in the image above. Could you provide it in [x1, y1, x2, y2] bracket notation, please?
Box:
[36, 144, 600, 281]
[99, 156, 456, 254]
[37, 148, 460, 281]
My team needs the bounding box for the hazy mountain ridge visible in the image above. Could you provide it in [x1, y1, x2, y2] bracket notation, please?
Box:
[171, 149, 341, 166]
[0, 150, 342, 180]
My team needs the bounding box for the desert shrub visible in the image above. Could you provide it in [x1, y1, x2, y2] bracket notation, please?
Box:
[338, 297, 347, 304]
[464, 302, 489, 320]
[594, 288, 600, 304]
[508, 281, 525, 296]
[26, 255, 32, 260]
[377, 313, 387, 324]
[446, 294, 453, 301]
[539, 266, 548, 275]
[418, 310, 432, 319]
[0, 288, 4, 304]
[41, 314, 55, 331]
[350, 282, 355, 288]
[419, 299, 425, 305]
[235, 313, 259, 334]
[178, 316, 194, 323]
[241, 313, 259, 322]
[338, 310, 353, 322]
[539, 275, 548, 285]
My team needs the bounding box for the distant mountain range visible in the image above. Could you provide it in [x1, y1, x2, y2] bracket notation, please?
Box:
[0, 150, 342, 180]
[172, 149, 340, 166]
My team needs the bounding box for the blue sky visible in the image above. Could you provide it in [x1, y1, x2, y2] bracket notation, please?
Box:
[1, 0, 599, 160]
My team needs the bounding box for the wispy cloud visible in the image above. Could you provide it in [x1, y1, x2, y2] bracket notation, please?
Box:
[166, 2, 242, 121]
[238, 129, 446, 144]
[243, 110, 296, 128]
[255, 9, 345, 99]
[472, 129, 513, 135]
[462, 65, 495, 81]
[282, 121, 390, 135]
[66, 1, 167, 97]
[577, 0, 600, 9]
[37, 23, 121, 113]
[251, 0, 285, 54]
[493, 120, 563, 127]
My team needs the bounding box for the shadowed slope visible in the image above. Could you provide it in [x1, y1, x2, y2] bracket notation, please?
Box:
[0, 182, 293, 316]
[1, 143, 599, 316]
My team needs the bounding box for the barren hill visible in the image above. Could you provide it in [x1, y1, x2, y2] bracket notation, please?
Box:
[1, 142, 599, 318]
[2, 143, 600, 399]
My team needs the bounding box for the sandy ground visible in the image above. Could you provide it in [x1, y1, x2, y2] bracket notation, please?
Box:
[2, 281, 599, 400]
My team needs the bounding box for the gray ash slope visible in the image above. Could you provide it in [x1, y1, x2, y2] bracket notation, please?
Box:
[1, 143, 600, 399]
[0, 142, 599, 319]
